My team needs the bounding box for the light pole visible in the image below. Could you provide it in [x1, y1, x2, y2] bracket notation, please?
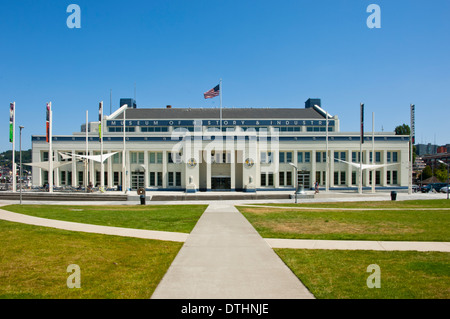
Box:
[19, 126, 24, 204]
[289, 163, 298, 203]
[437, 160, 449, 200]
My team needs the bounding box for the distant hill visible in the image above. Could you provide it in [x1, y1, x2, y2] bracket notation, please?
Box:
[0, 149, 32, 168]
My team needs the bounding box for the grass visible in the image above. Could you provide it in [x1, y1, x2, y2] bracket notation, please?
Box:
[0, 219, 182, 298]
[275, 249, 450, 299]
[237, 200, 450, 241]
[255, 199, 450, 209]
[1, 204, 207, 233]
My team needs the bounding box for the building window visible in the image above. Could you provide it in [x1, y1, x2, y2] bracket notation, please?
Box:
[334, 151, 339, 163]
[387, 152, 391, 163]
[149, 172, 155, 186]
[169, 151, 182, 164]
[286, 171, 292, 186]
[157, 172, 163, 187]
[340, 171, 346, 185]
[113, 152, 122, 164]
[149, 152, 163, 164]
[42, 151, 49, 162]
[114, 172, 120, 185]
[375, 152, 381, 163]
[279, 172, 285, 186]
[297, 152, 303, 163]
[352, 152, 361, 163]
[260, 152, 272, 164]
[286, 152, 292, 163]
[375, 171, 381, 185]
[268, 173, 274, 186]
[304, 152, 311, 163]
[176, 172, 182, 187]
[334, 171, 339, 185]
[131, 152, 144, 164]
[387, 171, 391, 184]
[316, 152, 321, 163]
[352, 171, 357, 185]
[393, 152, 398, 163]
[392, 170, 398, 184]
[260, 173, 266, 186]
[168, 172, 174, 187]
[340, 152, 346, 162]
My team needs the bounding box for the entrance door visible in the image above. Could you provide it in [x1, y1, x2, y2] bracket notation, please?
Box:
[297, 171, 310, 189]
[131, 172, 145, 190]
[211, 176, 231, 190]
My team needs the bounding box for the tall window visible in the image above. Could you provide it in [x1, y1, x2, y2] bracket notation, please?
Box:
[297, 152, 303, 163]
[304, 152, 311, 163]
[131, 152, 144, 164]
[168, 172, 174, 187]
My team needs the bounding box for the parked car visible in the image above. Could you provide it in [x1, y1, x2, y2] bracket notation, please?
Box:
[421, 183, 447, 193]
[412, 185, 420, 193]
[440, 186, 449, 193]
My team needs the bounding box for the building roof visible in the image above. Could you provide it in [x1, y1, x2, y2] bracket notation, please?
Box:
[112, 107, 326, 120]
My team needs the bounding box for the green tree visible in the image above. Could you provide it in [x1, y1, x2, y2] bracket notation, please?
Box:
[421, 165, 433, 180]
[394, 124, 411, 136]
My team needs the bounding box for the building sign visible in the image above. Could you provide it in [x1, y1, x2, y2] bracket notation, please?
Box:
[106, 119, 336, 127]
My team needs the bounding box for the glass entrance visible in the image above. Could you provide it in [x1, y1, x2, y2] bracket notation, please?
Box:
[131, 172, 145, 190]
[297, 171, 310, 189]
[211, 177, 231, 190]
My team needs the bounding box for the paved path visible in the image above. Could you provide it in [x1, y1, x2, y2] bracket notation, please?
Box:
[266, 238, 450, 252]
[151, 203, 315, 299]
[0, 209, 188, 242]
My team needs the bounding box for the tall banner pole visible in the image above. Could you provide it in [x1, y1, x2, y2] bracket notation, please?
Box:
[219, 78, 223, 132]
[99, 101, 104, 189]
[409, 104, 415, 195]
[48, 102, 53, 193]
[359, 103, 364, 194]
[372, 112, 375, 193]
[122, 106, 127, 193]
[325, 111, 329, 192]
[85, 110, 89, 190]
[10, 102, 16, 192]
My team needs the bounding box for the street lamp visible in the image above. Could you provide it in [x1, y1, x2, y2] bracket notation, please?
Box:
[289, 163, 298, 203]
[19, 126, 24, 204]
[437, 160, 449, 200]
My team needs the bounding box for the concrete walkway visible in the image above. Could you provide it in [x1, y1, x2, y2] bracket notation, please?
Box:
[151, 203, 315, 299]
[0, 209, 188, 242]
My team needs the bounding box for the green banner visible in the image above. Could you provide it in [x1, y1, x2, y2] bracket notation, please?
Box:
[9, 123, 13, 143]
[98, 123, 102, 140]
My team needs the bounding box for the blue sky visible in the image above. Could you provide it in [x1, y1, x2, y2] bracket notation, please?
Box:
[1, 0, 449, 151]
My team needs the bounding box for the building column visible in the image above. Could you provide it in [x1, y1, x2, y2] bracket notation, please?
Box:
[347, 151, 352, 187]
[274, 151, 279, 189]
[162, 151, 167, 189]
[144, 151, 149, 189]
[330, 150, 335, 187]
[311, 150, 316, 189]
[230, 150, 235, 190]
[206, 150, 211, 190]
[71, 150, 77, 187]
[382, 150, 388, 187]
[107, 151, 113, 188]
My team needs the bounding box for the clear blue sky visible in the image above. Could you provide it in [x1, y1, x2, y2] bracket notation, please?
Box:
[1, 0, 449, 152]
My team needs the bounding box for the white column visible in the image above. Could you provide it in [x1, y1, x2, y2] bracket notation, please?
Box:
[107, 151, 113, 188]
[144, 151, 149, 189]
[311, 150, 316, 188]
[162, 151, 167, 188]
[230, 150, 235, 190]
[71, 150, 77, 187]
[206, 150, 211, 190]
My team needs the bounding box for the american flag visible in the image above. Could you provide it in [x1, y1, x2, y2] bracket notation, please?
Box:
[204, 84, 220, 99]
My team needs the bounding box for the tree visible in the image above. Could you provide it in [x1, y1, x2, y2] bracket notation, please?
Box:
[421, 165, 433, 180]
[394, 124, 411, 136]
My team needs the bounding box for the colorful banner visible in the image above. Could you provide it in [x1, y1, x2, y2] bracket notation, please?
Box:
[9, 103, 14, 143]
[46, 103, 51, 143]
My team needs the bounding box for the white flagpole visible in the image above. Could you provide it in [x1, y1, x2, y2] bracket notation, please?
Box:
[326, 111, 329, 192]
[359, 103, 363, 194]
[372, 112, 375, 193]
[85, 110, 89, 190]
[122, 106, 127, 194]
[220, 79, 223, 132]
[100, 101, 104, 189]
[48, 102, 53, 193]
[11, 102, 16, 192]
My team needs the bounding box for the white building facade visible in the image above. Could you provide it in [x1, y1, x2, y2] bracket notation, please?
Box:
[31, 99, 410, 192]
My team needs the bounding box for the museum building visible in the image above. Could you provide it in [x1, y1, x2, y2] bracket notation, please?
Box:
[31, 98, 410, 192]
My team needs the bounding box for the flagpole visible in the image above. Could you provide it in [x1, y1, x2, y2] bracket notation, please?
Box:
[100, 101, 104, 189]
[219, 78, 223, 132]
[325, 111, 329, 192]
[372, 112, 375, 193]
[11, 102, 16, 192]
[359, 103, 364, 194]
[85, 110, 89, 190]
[122, 106, 127, 194]
[48, 103, 53, 193]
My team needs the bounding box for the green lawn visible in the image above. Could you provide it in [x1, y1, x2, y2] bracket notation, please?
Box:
[238, 200, 450, 241]
[2, 204, 207, 233]
[275, 249, 450, 299]
[0, 219, 182, 298]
